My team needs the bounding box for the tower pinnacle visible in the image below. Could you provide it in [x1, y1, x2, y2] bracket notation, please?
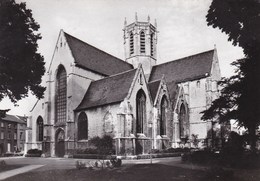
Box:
[124, 17, 127, 27]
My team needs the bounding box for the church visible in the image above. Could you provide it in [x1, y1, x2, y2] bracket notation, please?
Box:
[25, 16, 221, 157]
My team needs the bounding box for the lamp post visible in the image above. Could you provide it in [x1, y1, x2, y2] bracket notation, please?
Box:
[148, 122, 153, 164]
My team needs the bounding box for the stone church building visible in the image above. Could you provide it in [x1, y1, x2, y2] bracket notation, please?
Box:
[25, 17, 221, 157]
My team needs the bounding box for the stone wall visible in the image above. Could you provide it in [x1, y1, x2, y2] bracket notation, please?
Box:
[74, 103, 120, 150]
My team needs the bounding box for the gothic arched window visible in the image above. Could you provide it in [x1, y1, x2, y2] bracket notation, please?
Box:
[140, 31, 145, 53]
[55, 65, 67, 123]
[179, 104, 186, 138]
[136, 89, 146, 134]
[129, 32, 134, 55]
[37, 116, 44, 141]
[150, 33, 154, 56]
[160, 96, 167, 135]
[78, 112, 88, 140]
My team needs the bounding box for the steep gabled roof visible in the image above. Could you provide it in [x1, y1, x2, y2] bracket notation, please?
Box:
[1, 114, 26, 124]
[148, 79, 179, 106]
[149, 50, 214, 83]
[166, 81, 179, 108]
[64, 32, 133, 76]
[148, 80, 161, 103]
[75, 69, 137, 111]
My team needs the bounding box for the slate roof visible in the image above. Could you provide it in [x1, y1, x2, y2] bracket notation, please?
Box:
[75, 69, 137, 111]
[16, 116, 27, 123]
[148, 79, 179, 106]
[148, 80, 161, 103]
[166, 81, 179, 108]
[1, 114, 26, 124]
[64, 32, 133, 76]
[149, 50, 214, 83]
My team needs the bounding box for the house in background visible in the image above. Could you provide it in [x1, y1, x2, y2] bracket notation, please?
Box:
[0, 114, 27, 156]
[16, 116, 27, 152]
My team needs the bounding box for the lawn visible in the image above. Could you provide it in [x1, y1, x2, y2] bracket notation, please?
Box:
[4, 163, 248, 181]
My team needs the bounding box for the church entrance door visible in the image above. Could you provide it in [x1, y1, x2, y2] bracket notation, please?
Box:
[55, 129, 65, 157]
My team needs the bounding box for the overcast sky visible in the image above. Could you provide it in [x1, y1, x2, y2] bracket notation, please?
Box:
[0, 0, 244, 116]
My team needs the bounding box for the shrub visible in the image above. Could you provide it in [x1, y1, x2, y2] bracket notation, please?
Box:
[4, 153, 14, 157]
[164, 147, 191, 153]
[181, 150, 218, 165]
[191, 134, 199, 148]
[76, 148, 98, 154]
[219, 135, 260, 169]
[221, 131, 244, 156]
[73, 154, 99, 159]
[150, 149, 160, 154]
[110, 157, 122, 167]
[27, 149, 42, 155]
[180, 135, 189, 145]
[89, 135, 115, 156]
[25, 149, 42, 157]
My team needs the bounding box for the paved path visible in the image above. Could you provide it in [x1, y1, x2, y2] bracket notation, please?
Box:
[123, 157, 207, 170]
[0, 165, 44, 180]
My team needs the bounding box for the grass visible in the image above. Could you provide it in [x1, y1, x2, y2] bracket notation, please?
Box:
[4, 163, 250, 181]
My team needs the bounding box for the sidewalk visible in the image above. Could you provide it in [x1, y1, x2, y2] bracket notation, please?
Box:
[0, 156, 24, 160]
[0, 165, 44, 180]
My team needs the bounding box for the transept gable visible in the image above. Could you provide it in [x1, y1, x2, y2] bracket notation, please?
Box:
[210, 47, 221, 81]
[47, 30, 75, 76]
[151, 77, 170, 107]
[126, 64, 153, 105]
[174, 85, 189, 114]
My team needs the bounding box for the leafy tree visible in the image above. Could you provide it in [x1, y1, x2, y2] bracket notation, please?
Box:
[0, 109, 10, 118]
[0, 0, 45, 104]
[207, 0, 260, 55]
[202, 0, 260, 150]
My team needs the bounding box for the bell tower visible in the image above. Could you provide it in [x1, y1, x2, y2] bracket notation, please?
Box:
[123, 14, 158, 77]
